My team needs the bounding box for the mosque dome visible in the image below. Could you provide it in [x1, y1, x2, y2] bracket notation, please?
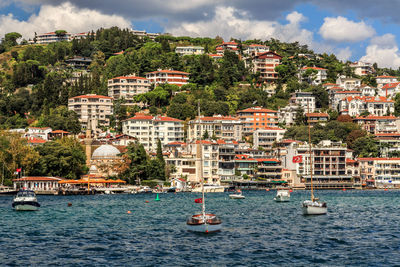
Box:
[92, 145, 120, 159]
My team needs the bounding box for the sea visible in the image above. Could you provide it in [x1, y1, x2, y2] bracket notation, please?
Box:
[1, 190, 400, 266]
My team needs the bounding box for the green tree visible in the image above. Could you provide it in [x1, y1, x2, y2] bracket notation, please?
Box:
[353, 135, 379, 157]
[294, 107, 306, 126]
[122, 142, 149, 184]
[3, 32, 22, 49]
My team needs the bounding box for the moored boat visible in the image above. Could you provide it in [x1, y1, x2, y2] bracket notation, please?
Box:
[274, 189, 290, 202]
[302, 199, 327, 215]
[12, 189, 40, 211]
[229, 189, 245, 199]
[187, 213, 222, 233]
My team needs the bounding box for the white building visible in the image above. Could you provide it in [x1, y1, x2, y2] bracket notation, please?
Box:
[68, 94, 113, 130]
[330, 90, 362, 110]
[145, 69, 189, 87]
[360, 85, 376, 96]
[380, 82, 400, 98]
[376, 75, 398, 89]
[25, 127, 52, 141]
[253, 127, 286, 152]
[35, 31, 72, 44]
[175, 46, 204, 56]
[299, 67, 328, 85]
[350, 61, 374, 76]
[339, 96, 394, 117]
[108, 75, 151, 106]
[187, 116, 243, 141]
[336, 76, 362, 90]
[289, 91, 316, 112]
[243, 44, 269, 56]
[122, 114, 184, 151]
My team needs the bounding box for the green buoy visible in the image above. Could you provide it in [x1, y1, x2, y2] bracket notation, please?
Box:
[155, 193, 160, 201]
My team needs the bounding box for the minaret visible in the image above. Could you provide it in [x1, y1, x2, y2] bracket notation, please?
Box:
[84, 119, 93, 167]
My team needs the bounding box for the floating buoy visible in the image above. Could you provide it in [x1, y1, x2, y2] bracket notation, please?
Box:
[155, 193, 160, 201]
[289, 189, 293, 193]
[127, 210, 131, 214]
[67, 203, 72, 207]
[266, 189, 270, 192]
[385, 188, 388, 191]
[145, 200, 149, 203]
[342, 188, 346, 191]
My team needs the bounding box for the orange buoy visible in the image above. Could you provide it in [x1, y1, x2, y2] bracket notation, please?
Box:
[127, 210, 131, 214]
[289, 189, 293, 193]
[342, 188, 346, 191]
[385, 188, 388, 191]
[67, 203, 72, 207]
[145, 200, 149, 203]
[266, 189, 270, 192]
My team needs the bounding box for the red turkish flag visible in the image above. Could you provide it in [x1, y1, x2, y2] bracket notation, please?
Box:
[292, 155, 302, 163]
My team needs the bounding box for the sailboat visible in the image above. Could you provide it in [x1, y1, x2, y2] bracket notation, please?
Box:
[187, 102, 222, 233]
[302, 99, 327, 215]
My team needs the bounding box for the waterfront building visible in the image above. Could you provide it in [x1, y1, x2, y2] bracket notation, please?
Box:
[256, 158, 282, 180]
[107, 75, 151, 106]
[285, 140, 352, 189]
[235, 154, 258, 177]
[145, 69, 189, 87]
[358, 157, 400, 188]
[375, 133, 400, 157]
[237, 106, 278, 135]
[187, 115, 243, 141]
[175, 46, 204, 56]
[68, 94, 113, 130]
[13, 177, 63, 191]
[122, 114, 184, 151]
[217, 140, 238, 182]
[353, 115, 398, 134]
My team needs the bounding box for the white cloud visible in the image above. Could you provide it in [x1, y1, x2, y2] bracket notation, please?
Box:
[166, 7, 313, 45]
[336, 47, 352, 61]
[0, 2, 131, 40]
[319, 16, 375, 42]
[360, 34, 400, 69]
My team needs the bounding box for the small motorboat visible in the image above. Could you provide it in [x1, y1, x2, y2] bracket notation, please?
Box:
[12, 189, 40, 211]
[302, 199, 327, 215]
[229, 189, 245, 199]
[274, 189, 290, 202]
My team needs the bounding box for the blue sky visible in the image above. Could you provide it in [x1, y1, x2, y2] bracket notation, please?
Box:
[1, 0, 400, 68]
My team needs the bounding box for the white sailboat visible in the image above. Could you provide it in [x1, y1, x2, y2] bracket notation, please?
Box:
[187, 102, 222, 233]
[302, 99, 327, 215]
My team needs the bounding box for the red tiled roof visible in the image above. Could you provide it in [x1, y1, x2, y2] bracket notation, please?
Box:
[301, 67, 327, 70]
[27, 137, 47, 144]
[13, 176, 62, 181]
[377, 75, 397, 79]
[256, 158, 280, 162]
[155, 116, 183, 122]
[248, 44, 267, 47]
[358, 157, 400, 161]
[51, 130, 69, 134]
[146, 70, 189, 75]
[306, 113, 329, 117]
[381, 82, 400, 89]
[111, 76, 147, 80]
[126, 115, 153, 120]
[354, 115, 396, 120]
[166, 141, 185, 146]
[223, 41, 238, 45]
[375, 133, 400, 136]
[323, 83, 339, 86]
[346, 159, 356, 163]
[71, 94, 112, 99]
[195, 140, 213, 144]
[237, 106, 277, 113]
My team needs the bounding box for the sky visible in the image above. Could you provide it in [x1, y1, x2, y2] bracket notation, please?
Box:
[1, 0, 400, 69]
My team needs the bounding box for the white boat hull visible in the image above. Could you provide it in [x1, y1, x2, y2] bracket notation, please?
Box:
[229, 194, 245, 199]
[187, 223, 222, 233]
[302, 201, 327, 215]
[192, 186, 225, 193]
[274, 195, 290, 202]
[14, 204, 39, 211]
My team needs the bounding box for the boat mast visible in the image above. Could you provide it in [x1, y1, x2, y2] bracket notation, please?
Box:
[307, 99, 314, 202]
[197, 101, 205, 217]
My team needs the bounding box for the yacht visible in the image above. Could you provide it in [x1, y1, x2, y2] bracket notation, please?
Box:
[274, 189, 290, 202]
[192, 184, 225, 193]
[229, 189, 245, 199]
[12, 189, 40, 211]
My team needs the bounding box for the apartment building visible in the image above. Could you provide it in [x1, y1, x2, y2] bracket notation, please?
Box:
[68, 94, 113, 130]
[237, 106, 278, 135]
[330, 90, 362, 110]
[380, 82, 400, 98]
[217, 140, 238, 182]
[353, 115, 398, 134]
[376, 75, 398, 89]
[339, 95, 395, 117]
[122, 114, 184, 151]
[299, 67, 328, 85]
[336, 76, 362, 90]
[256, 158, 282, 180]
[35, 31, 72, 44]
[107, 75, 151, 105]
[375, 133, 400, 157]
[247, 51, 282, 83]
[235, 154, 258, 177]
[187, 115, 243, 141]
[145, 69, 189, 87]
[215, 41, 239, 55]
[243, 44, 269, 56]
[350, 61, 374, 76]
[175, 46, 204, 56]
[286, 140, 352, 189]
[306, 113, 329, 126]
[289, 91, 316, 112]
[253, 127, 286, 152]
[358, 158, 400, 188]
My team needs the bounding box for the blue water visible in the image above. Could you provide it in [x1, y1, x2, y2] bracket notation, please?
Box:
[1, 190, 400, 266]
